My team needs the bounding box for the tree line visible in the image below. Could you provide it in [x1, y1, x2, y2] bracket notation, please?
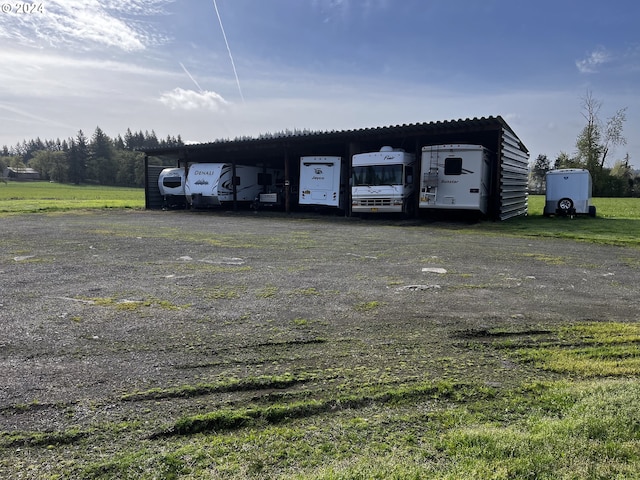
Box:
[529, 91, 639, 197]
[0, 128, 184, 187]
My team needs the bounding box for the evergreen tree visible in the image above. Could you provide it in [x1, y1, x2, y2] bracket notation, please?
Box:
[529, 154, 550, 194]
[88, 126, 116, 184]
[553, 152, 580, 169]
[114, 134, 125, 150]
[1, 126, 183, 186]
[124, 128, 135, 150]
[68, 130, 89, 184]
[115, 150, 145, 187]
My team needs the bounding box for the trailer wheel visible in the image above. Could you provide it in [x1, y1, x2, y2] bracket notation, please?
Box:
[557, 197, 573, 214]
[589, 205, 596, 217]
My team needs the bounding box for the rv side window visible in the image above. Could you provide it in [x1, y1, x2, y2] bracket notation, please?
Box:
[258, 173, 272, 186]
[233, 176, 241, 186]
[444, 157, 462, 175]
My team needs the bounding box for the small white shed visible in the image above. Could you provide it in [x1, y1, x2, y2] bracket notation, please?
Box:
[544, 168, 595, 217]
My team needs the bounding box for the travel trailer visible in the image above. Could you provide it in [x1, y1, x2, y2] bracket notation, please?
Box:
[544, 168, 595, 217]
[351, 147, 416, 214]
[157, 167, 186, 208]
[299, 156, 344, 208]
[419, 144, 493, 214]
[184, 163, 284, 209]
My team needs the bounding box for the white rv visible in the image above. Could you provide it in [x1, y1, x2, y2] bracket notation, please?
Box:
[419, 144, 492, 214]
[185, 163, 284, 208]
[158, 167, 186, 197]
[351, 147, 416, 214]
[158, 167, 186, 208]
[299, 156, 343, 208]
[544, 168, 595, 217]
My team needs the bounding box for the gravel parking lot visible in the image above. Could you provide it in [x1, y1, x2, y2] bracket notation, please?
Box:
[1, 209, 639, 434]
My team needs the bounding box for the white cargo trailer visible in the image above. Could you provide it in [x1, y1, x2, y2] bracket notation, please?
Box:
[185, 163, 284, 209]
[544, 168, 595, 217]
[299, 156, 343, 208]
[351, 147, 416, 214]
[419, 144, 493, 214]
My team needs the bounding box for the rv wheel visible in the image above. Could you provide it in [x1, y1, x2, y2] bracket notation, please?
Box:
[557, 198, 573, 214]
[589, 205, 596, 217]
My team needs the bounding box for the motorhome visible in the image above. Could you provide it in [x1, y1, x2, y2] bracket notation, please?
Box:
[184, 163, 284, 209]
[158, 167, 186, 208]
[299, 156, 343, 208]
[544, 168, 595, 217]
[351, 147, 416, 214]
[419, 144, 492, 214]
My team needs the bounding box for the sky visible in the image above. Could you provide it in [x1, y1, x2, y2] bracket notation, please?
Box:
[1, 0, 639, 167]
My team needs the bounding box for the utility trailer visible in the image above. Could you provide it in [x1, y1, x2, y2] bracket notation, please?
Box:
[184, 163, 284, 209]
[299, 156, 344, 208]
[351, 146, 416, 214]
[544, 168, 595, 217]
[419, 144, 493, 214]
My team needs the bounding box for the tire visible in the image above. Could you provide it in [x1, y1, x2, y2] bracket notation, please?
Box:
[557, 198, 573, 214]
[589, 205, 596, 217]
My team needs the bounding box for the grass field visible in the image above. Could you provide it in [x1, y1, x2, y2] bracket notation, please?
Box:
[4, 182, 638, 249]
[1, 183, 640, 478]
[0, 181, 144, 213]
[475, 195, 640, 249]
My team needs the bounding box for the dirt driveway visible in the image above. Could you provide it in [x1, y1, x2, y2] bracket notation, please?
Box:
[1, 210, 639, 433]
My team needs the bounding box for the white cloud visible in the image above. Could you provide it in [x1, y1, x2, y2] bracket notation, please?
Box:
[0, 0, 171, 51]
[576, 46, 611, 74]
[159, 88, 229, 111]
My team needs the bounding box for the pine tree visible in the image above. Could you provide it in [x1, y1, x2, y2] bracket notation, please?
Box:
[68, 130, 89, 184]
[88, 126, 116, 185]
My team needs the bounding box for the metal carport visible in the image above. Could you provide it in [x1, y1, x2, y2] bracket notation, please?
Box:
[141, 116, 529, 220]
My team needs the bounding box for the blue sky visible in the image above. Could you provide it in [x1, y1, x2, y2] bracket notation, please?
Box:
[1, 0, 639, 167]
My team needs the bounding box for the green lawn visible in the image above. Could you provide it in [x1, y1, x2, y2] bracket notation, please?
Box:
[470, 195, 640, 249]
[0, 181, 144, 214]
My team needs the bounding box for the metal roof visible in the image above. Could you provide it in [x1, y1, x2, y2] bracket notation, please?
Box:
[139, 116, 528, 157]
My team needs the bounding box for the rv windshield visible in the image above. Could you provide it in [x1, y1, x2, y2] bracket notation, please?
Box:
[352, 164, 403, 186]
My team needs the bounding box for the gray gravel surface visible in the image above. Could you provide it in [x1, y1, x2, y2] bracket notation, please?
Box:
[1, 209, 639, 433]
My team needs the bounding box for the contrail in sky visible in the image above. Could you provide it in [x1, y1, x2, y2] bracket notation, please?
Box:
[212, 0, 245, 103]
[179, 62, 203, 92]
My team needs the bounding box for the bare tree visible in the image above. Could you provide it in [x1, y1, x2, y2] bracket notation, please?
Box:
[601, 107, 627, 168]
[576, 90, 627, 170]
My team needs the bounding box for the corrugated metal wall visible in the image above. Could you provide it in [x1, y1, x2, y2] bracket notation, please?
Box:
[499, 128, 529, 220]
[145, 165, 166, 210]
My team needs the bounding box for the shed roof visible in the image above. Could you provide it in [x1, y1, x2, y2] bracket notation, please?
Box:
[6, 167, 40, 174]
[139, 116, 528, 162]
